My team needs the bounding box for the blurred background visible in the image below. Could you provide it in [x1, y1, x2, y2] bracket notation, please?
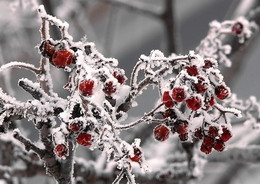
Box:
[0, 0, 260, 183]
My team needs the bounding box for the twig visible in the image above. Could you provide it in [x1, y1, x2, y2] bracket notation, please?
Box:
[0, 61, 40, 74]
[37, 5, 55, 95]
[115, 103, 163, 130]
[13, 130, 45, 158]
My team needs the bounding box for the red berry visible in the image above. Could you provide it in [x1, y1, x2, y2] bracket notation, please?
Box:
[103, 81, 116, 96]
[153, 124, 170, 142]
[129, 147, 142, 162]
[232, 22, 243, 35]
[69, 122, 81, 132]
[54, 144, 68, 158]
[194, 77, 207, 94]
[162, 91, 174, 108]
[215, 85, 229, 100]
[220, 127, 232, 142]
[202, 136, 215, 147]
[39, 40, 55, 58]
[186, 96, 202, 111]
[77, 133, 92, 146]
[208, 126, 219, 138]
[113, 71, 125, 84]
[172, 87, 187, 102]
[194, 128, 203, 139]
[203, 60, 213, 69]
[200, 136, 215, 154]
[200, 144, 212, 154]
[185, 65, 199, 76]
[52, 49, 74, 67]
[163, 109, 177, 119]
[79, 79, 94, 96]
[213, 139, 225, 152]
[179, 133, 188, 141]
[175, 120, 188, 135]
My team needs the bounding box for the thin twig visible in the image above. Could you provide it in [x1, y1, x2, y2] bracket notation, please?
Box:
[115, 103, 163, 130]
[0, 61, 40, 74]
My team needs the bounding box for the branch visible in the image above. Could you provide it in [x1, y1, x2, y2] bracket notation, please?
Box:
[115, 103, 163, 130]
[160, 0, 179, 54]
[13, 130, 45, 158]
[18, 78, 47, 100]
[37, 5, 55, 96]
[0, 61, 39, 74]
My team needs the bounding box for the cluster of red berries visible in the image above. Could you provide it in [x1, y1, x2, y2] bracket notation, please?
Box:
[152, 121, 232, 154]
[162, 59, 230, 112]
[54, 121, 94, 158]
[79, 71, 125, 97]
[39, 40, 75, 67]
[194, 125, 232, 154]
[153, 119, 189, 142]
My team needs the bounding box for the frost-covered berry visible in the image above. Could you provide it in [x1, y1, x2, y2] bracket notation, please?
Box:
[69, 122, 81, 132]
[203, 60, 213, 69]
[186, 96, 202, 111]
[232, 22, 243, 35]
[39, 40, 55, 58]
[208, 126, 219, 138]
[194, 128, 203, 139]
[215, 85, 229, 100]
[213, 139, 225, 152]
[179, 133, 188, 141]
[153, 124, 170, 142]
[113, 71, 125, 84]
[194, 77, 207, 94]
[163, 108, 177, 119]
[79, 79, 94, 96]
[200, 136, 215, 154]
[172, 87, 186, 102]
[162, 91, 174, 108]
[185, 65, 199, 76]
[103, 81, 116, 96]
[54, 144, 68, 158]
[77, 133, 92, 146]
[175, 120, 188, 135]
[203, 136, 215, 146]
[220, 127, 232, 142]
[52, 49, 74, 67]
[129, 147, 142, 162]
[200, 144, 212, 154]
